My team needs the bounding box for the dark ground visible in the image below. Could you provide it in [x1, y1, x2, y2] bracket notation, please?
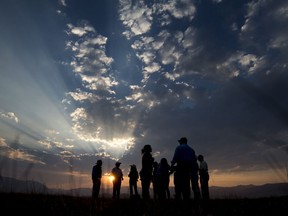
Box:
[1, 193, 287, 216]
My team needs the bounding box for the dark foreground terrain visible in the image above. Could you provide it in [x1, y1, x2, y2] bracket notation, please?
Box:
[1, 193, 287, 216]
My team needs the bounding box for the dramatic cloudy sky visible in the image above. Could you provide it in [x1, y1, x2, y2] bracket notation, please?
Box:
[0, 0, 288, 190]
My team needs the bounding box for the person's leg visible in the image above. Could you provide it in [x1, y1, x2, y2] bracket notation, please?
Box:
[191, 173, 200, 201]
[117, 183, 121, 199]
[203, 179, 209, 200]
[113, 183, 116, 198]
[165, 184, 170, 199]
[95, 181, 100, 199]
[141, 179, 146, 199]
[134, 183, 138, 195]
[174, 172, 181, 200]
[182, 172, 191, 200]
[129, 183, 133, 196]
[141, 177, 151, 199]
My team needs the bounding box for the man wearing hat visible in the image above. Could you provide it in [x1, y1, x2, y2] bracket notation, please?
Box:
[111, 161, 124, 199]
[92, 159, 102, 200]
[171, 137, 199, 201]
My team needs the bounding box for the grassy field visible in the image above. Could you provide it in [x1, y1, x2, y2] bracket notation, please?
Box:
[1, 193, 287, 216]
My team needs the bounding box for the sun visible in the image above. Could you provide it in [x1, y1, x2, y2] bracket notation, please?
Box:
[109, 175, 115, 182]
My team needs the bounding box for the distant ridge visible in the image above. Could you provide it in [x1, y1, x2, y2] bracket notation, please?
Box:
[209, 183, 288, 198]
[0, 176, 48, 194]
[1, 176, 287, 198]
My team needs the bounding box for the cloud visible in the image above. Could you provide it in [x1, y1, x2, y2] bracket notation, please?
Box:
[0, 137, 44, 164]
[0, 111, 19, 123]
[216, 52, 267, 77]
[66, 22, 115, 94]
[119, 0, 153, 38]
[67, 23, 96, 37]
[153, 0, 196, 26]
[59, 0, 67, 7]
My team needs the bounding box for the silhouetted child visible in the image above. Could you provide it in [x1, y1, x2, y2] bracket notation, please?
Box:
[157, 158, 171, 199]
[197, 154, 209, 201]
[128, 164, 139, 197]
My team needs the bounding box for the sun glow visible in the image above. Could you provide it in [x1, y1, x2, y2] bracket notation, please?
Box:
[109, 175, 115, 182]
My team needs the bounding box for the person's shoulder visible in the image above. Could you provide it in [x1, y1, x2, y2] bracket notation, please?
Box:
[175, 144, 182, 150]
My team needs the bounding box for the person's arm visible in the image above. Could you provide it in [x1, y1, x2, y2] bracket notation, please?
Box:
[171, 147, 179, 166]
[92, 167, 95, 180]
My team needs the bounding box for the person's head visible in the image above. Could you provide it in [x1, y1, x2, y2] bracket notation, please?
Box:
[160, 158, 168, 165]
[115, 161, 121, 167]
[197, 155, 204, 161]
[130, 164, 137, 170]
[142, 144, 152, 154]
[153, 161, 158, 168]
[178, 137, 187, 144]
[96, 160, 102, 166]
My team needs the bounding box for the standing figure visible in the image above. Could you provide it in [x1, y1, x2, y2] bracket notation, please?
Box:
[140, 144, 154, 200]
[111, 161, 124, 199]
[171, 137, 199, 201]
[198, 154, 210, 201]
[157, 158, 171, 199]
[128, 164, 139, 197]
[152, 161, 159, 200]
[191, 162, 200, 202]
[92, 159, 102, 200]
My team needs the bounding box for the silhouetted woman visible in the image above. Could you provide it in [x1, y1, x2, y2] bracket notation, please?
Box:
[128, 164, 139, 197]
[140, 144, 154, 200]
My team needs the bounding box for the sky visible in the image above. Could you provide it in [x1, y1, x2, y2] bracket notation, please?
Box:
[0, 0, 288, 191]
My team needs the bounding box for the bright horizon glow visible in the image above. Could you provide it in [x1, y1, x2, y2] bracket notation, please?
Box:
[43, 167, 287, 190]
[108, 174, 115, 183]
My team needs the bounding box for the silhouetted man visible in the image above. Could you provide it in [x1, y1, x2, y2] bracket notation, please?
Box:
[171, 137, 199, 201]
[92, 159, 102, 200]
[198, 154, 209, 201]
[111, 161, 124, 199]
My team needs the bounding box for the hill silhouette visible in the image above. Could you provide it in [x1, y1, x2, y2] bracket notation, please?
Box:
[1, 176, 287, 198]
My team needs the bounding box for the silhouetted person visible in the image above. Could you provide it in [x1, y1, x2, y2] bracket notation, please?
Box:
[171, 137, 199, 201]
[198, 154, 209, 201]
[92, 159, 102, 200]
[140, 144, 154, 200]
[152, 161, 159, 200]
[157, 158, 171, 199]
[111, 161, 124, 199]
[191, 164, 200, 203]
[128, 164, 139, 197]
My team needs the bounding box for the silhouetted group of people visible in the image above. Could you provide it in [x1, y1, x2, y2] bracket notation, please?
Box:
[91, 137, 209, 204]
